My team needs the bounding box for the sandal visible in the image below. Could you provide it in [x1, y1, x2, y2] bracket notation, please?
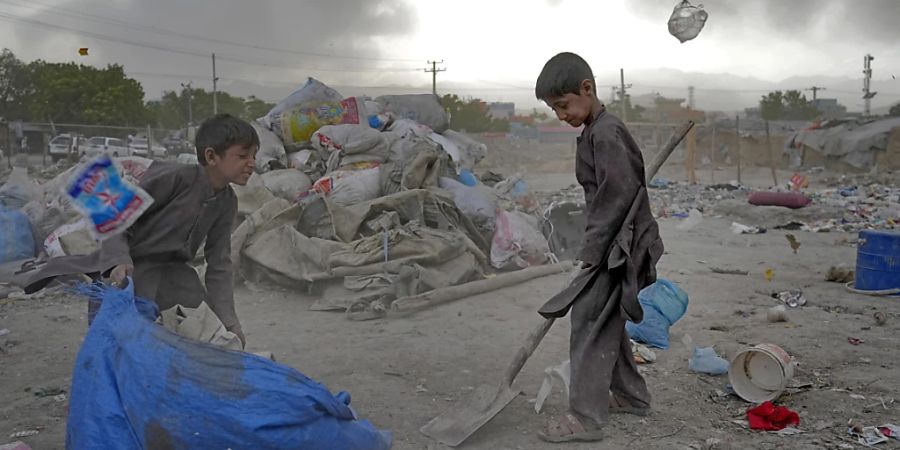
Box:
[538, 413, 604, 443]
[609, 393, 651, 416]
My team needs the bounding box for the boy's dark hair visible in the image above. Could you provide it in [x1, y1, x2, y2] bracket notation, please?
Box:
[195, 114, 260, 165]
[535, 52, 595, 100]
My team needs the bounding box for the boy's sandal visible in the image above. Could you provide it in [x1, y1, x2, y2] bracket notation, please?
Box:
[609, 394, 651, 416]
[538, 413, 604, 443]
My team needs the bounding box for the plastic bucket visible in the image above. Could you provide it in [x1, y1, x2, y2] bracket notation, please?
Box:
[728, 344, 794, 403]
[855, 230, 900, 291]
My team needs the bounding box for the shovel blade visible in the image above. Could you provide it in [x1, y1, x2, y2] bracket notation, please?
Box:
[420, 384, 520, 447]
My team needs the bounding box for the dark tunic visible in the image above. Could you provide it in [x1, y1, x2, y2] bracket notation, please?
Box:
[539, 107, 664, 427]
[24, 162, 240, 330]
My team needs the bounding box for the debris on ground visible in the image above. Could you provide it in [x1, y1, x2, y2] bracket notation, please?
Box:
[826, 265, 855, 283]
[774, 290, 807, 308]
[747, 401, 800, 431]
[785, 233, 801, 254]
[767, 305, 788, 323]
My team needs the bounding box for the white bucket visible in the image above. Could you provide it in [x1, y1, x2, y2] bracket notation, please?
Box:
[728, 343, 795, 403]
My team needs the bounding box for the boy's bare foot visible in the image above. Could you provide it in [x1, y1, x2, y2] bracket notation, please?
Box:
[538, 413, 604, 443]
[610, 394, 651, 416]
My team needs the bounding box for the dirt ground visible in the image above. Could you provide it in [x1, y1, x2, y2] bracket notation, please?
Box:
[2, 158, 899, 449]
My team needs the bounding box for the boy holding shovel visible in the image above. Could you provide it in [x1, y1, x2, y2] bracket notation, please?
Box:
[534, 52, 664, 442]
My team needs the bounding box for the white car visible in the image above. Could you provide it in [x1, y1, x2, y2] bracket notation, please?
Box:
[48, 134, 81, 161]
[84, 137, 130, 158]
[128, 138, 167, 159]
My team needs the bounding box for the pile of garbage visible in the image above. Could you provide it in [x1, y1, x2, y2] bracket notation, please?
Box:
[0, 78, 556, 314]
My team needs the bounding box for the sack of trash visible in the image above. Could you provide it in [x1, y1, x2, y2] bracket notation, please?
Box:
[252, 120, 288, 173]
[0, 167, 40, 210]
[441, 130, 487, 171]
[260, 169, 312, 202]
[439, 177, 496, 233]
[312, 124, 391, 171]
[68, 282, 392, 450]
[261, 77, 344, 130]
[274, 97, 368, 148]
[626, 279, 689, 349]
[0, 208, 35, 263]
[374, 94, 449, 133]
[668, 0, 708, 43]
[43, 219, 98, 258]
[311, 167, 381, 207]
[490, 209, 550, 270]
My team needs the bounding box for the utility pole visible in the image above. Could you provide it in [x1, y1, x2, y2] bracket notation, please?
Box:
[181, 82, 193, 128]
[688, 86, 695, 109]
[212, 53, 219, 115]
[805, 86, 826, 101]
[424, 60, 445, 96]
[619, 68, 632, 123]
[862, 54, 876, 116]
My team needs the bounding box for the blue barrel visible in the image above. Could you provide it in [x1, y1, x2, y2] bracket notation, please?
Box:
[855, 230, 900, 291]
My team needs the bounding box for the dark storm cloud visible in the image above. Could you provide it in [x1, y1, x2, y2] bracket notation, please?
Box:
[625, 0, 900, 42]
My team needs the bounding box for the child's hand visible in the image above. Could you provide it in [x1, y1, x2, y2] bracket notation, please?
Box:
[228, 324, 246, 349]
[109, 264, 134, 287]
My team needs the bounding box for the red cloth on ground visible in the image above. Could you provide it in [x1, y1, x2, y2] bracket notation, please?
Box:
[747, 401, 800, 431]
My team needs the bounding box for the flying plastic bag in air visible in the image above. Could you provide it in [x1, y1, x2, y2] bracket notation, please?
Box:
[668, 0, 708, 43]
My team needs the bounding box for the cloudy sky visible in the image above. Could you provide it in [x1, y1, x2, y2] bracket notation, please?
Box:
[2, 0, 899, 112]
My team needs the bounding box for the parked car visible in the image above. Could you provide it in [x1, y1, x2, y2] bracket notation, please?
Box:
[84, 136, 130, 158]
[128, 138, 167, 159]
[47, 134, 83, 161]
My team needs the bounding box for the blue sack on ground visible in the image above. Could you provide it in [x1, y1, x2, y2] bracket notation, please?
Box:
[625, 279, 689, 350]
[0, 209, 35, 264]
[68, 282, 392, 450]
[688, 346, 730, 375]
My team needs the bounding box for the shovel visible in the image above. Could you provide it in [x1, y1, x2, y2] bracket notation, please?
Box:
[420, 120, 695, 447]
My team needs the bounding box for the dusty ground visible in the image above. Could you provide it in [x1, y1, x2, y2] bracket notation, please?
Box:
[2, 159, 899, 449]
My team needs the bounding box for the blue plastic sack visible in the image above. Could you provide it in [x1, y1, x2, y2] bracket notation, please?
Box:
[0, 209, 35, 263]
[625, 279, 689, 349]
[68, 283, 392, 450]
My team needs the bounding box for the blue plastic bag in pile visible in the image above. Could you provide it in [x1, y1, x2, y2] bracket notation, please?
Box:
[0, 209, 35, 263]
[625, 279, 689, 350]
[68, 282, 392, 450]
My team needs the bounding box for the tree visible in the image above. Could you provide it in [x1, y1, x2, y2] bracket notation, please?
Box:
[0, 49, 32, 120]
[439, 94, 510, 133]
[759, 90, 819, 121]
[146, 88, 274, 129]
[607, 95, 645, 122]
[889, 103, 900, 117]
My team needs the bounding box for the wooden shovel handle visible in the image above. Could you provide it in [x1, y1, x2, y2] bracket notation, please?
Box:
[502, 317, 556, 387]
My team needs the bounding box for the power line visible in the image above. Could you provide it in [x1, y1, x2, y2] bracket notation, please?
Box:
[0, 10, 422, 73]
[424, 60, 446, 96]
[0, 0, 423, 64]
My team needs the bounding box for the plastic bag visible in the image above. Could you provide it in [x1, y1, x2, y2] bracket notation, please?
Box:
[0, 209, 35, 263]
[260, 169, 312, 202]
[490, 209, 550, 270]
[43, 219, 97, 258]
[686, 338, 729, 375]
[625, 279, 689, 349]
[252, 120, 288, 173]
[312, 167, 381, 207]
[275, 97, 367, 147]
[262, 77, 343, 129]
[68, 282, 392, 450]
[387, 118, 433, 139]
[375, 94, 449, 133]
[668, 0, 708, 43]
[63, 155, 154, 240]
[439, 177, 496, 228]
[0, 167, 39, 210]
[441, 130, 487, 171]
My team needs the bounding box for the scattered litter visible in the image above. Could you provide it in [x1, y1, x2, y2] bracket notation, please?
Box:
[632, 341, 657, 364]
[729, 344, 795, 403]
[676, 208, 703, 231]
[785, 234, 801, 254]
[848, 420, 889, 446]
[765, 268, 775, 282]
[849, 394, 866, 400]
[879, 424, 899, 440]
[685, 335, 729, 376]
[33, 387, 65, 398]
[847, 337, 865, 346]
[767, 305, 788, 323]
[775, 427, 805, 436]
[747, 401, 800, 431]
[774, 290, 806, 308]
[710, 266, 749, 276]
[415, 384, 429, 393]
[0, 441, 32, 450]
[52, 394, 67, 403]
[8, 431, 39, 439]
[826, 265, 856, 283]
[731, 222, 765, 235]
[874, 312, 888, 326]
[0, 329, 9, 337]
[627, 279, 689, 349]
[534, 360, 570, 414]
